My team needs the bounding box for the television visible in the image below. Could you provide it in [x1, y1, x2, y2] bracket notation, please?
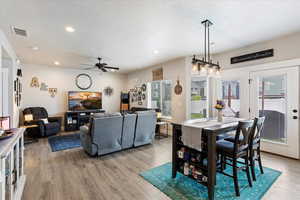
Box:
[68, 91, 102, 111]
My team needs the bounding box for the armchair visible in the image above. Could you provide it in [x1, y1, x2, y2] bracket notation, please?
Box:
[23, 107, 62, 137]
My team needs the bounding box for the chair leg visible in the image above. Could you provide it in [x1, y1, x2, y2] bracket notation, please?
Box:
[249, 149, 256, 181]
[245, 155, 253, 187]
[257, 146, 264, 174]
[223, 155, 227, 170]
[232, 157, 240, 196]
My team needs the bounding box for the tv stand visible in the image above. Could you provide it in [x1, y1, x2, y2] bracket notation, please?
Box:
[64, 110, 105, 131]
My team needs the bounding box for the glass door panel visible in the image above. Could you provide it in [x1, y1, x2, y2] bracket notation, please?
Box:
[191, 77, 207, 119]
[258, 75, 287, 143]
[222, 80, 240, 117]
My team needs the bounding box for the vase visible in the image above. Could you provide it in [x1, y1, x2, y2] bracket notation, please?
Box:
[217, 110, 223, 122]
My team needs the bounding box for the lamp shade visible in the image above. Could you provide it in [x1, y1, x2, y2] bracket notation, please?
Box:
[157, 112, 162, 119]
[24, 114, 33, 122]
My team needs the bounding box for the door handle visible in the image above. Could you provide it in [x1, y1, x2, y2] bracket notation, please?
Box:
[293, 116, 298, 119]
[293, 109, 298, 113]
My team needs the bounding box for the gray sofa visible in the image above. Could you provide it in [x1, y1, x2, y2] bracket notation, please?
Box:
[134, 111, 157, 147]
[80, 111, 156, 156]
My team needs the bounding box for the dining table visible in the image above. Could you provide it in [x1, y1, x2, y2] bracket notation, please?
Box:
[172, 117, 244, 200]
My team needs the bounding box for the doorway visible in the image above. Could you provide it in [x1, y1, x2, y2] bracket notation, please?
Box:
[1, 47, 13, 119]
[250, 67, 299, 158]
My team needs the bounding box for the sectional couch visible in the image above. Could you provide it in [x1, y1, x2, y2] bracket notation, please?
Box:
[80, 111, 157, 156]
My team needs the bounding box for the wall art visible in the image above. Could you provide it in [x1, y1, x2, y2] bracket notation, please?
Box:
[76, 73, 92, 90]
[152, 68, 163, 81]
[104, 86, 113, 96]
[40, 82, 48, 91]
[141, 83, 147, 91]
[48, 88, 58, 97]
[174, 78, 183, 95]
[30, 77, 40, 88]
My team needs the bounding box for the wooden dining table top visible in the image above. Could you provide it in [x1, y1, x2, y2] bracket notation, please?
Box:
[172, 117, 245, 134]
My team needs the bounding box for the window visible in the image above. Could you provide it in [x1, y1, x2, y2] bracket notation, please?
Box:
[221, 80, 240, 117]
[191, 77, 207, 119]
[149, 80, 172, 117]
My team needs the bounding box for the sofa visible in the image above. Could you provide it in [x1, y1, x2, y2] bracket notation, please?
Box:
[80, 111, 157, 156]
[23, 107, 62, 137]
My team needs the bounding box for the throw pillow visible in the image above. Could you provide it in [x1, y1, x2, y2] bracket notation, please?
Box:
[41, 118, 49, 124]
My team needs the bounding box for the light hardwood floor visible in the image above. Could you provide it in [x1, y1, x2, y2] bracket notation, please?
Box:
[23, 133, 300, 200]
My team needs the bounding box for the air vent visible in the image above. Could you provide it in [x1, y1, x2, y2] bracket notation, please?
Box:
[12, 27, 28, 37]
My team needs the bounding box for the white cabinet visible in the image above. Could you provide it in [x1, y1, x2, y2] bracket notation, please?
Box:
[0, 128, 26, 200]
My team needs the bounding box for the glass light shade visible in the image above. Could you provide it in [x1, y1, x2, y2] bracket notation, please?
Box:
[24, 114, 33, 122]
[157, 112, 162, 118]
[192, 63, 198, 72]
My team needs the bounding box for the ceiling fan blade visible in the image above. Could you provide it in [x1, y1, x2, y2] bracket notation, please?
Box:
[80, 63, 95, 66]
[104, 66, 119, 70]
[83, 67, 97, 70]
[101, 68, 108, 72]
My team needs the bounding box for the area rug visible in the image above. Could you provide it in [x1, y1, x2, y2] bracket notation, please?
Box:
[140, 162, 281, 200]
[48, 133, 81, 152]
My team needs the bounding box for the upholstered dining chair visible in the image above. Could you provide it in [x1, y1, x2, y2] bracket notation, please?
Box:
[224, 117, 266, 181]
[248, 117, 265, 181]
[217, 120, 254, 197]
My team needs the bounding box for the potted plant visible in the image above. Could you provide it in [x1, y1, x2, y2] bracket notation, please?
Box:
[214, 100, 225, 122]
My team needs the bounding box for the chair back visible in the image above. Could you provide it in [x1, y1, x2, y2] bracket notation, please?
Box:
[249, 116, 265, 147]
[234, 120, 254, 153]
[23, 107, 48, 120]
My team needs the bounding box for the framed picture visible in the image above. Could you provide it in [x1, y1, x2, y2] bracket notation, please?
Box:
[19, 81, 22, 93]
[14, 80, 17, 91]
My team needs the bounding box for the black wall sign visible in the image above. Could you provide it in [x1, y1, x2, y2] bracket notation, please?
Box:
[231, 49, 274, 64]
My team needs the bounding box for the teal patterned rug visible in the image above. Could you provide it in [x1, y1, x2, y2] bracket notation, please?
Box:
[140, 162, 281, 200]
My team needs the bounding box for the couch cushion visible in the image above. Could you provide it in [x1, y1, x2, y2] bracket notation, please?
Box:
[80, 125, 90, 135]
[93, 112, 121, 118]
[44, 122, 60, 130]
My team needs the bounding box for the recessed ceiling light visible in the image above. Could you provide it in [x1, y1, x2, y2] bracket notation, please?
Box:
[153, 50, 159, 54]
[65, 26, 75, 33]
[31, 46, 39, 51]
[54, 61, 60, 66]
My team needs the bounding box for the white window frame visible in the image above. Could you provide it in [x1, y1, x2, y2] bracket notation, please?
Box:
[148, 80, 172, 118]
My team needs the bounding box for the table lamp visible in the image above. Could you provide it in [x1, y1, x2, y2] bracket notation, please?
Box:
[157, 112, 162, 119]
[24, 114, 33, 122]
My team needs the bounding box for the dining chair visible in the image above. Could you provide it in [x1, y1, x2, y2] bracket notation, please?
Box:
[216, 120, 254, 197]
[224, 117, 266, 181]
[248, 117, 265, 181]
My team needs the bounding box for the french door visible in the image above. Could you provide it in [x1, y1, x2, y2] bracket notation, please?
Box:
[250, 67, 300, 159]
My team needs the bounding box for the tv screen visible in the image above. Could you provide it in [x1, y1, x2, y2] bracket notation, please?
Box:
[68, 91, 102, 111]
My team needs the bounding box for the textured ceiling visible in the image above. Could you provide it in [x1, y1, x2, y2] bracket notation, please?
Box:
[1, 0, 300, 73]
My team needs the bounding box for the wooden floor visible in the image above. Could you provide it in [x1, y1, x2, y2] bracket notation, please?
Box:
[23, 133, 300, 200]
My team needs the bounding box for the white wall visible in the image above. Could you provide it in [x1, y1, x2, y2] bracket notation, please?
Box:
[22, 64, 128, 118]
[127, 57, 188, 123]
[0, 30, 20, 128]
[213, 32, 300, 69]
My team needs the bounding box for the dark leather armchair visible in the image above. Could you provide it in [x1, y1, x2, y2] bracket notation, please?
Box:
[23, 107, 62, 137]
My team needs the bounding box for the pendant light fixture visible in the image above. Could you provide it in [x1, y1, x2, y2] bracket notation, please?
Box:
[192, 19, 221, 76]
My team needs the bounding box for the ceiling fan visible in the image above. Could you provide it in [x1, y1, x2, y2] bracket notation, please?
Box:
[81, 57, 119, 72]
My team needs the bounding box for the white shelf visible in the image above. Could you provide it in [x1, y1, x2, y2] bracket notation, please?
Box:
[0, 128, 25, 200]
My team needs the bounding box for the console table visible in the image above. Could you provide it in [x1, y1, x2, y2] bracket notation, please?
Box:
[0, 128, 26, 200]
